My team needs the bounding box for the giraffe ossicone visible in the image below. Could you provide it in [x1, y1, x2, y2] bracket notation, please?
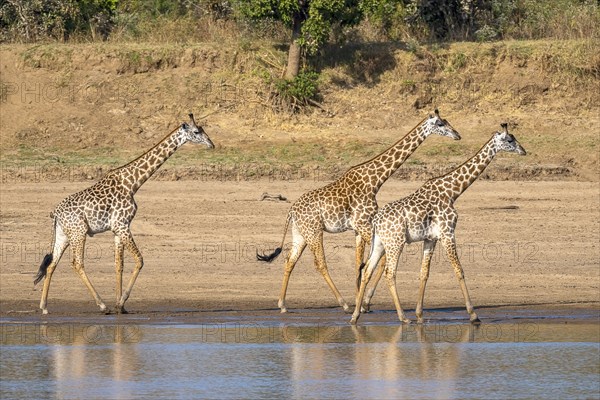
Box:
[257, 110, 461, 313]
[34, 114, 214, 315]
[350, 123, 526, 325]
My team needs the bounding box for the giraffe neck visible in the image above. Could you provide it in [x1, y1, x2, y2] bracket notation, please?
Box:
[351, 120, 427, 191]
[116, 128, 186, 194]
[437, 138, 498, 201]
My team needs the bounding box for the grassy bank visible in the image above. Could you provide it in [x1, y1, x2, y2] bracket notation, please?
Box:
[1, 39, 598, 182]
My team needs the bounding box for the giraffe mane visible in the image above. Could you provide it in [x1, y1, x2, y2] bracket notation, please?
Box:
[350, 115, 430, 169]
[111, 126, 180, 173]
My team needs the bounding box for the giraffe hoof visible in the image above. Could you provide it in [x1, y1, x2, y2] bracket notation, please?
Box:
[41, 309, 48, 315]
[401, 318, 412, 324]
[280, 308, 288, 314]
[116, 306, 128, 314]
[349, 317, 358, 325]
[470, 316, 481, 325]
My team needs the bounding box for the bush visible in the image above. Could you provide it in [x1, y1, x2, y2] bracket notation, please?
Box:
[0, 0, 597, 44]
[0, 0, 117, 42]
[475, 24, 497, 42]
[360, 0, 599, 42]
[271, 70, 321, 113]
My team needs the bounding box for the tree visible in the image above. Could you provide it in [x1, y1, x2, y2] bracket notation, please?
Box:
[0, 0, 117, 42]
[237, 0, 362, 79]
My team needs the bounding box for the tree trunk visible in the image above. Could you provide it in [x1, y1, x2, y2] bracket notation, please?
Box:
[284, 13, 303, 80]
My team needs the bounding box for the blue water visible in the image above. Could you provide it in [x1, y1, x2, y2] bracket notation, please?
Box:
[1, 323, 599, 399]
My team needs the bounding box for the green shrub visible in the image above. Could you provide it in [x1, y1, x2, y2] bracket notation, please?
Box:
[0, 0, 117, 42]
[271, 70, 320, 113]
[475, 24, 497, 42]
[0, 0, 597, 44]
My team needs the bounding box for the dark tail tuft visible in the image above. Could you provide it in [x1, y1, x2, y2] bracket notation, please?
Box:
[356, 262, 366, 290]
[34, 254, 53, 286]
[257, 247, 282, 263]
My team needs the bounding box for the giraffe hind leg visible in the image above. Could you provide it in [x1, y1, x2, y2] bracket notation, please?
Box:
[114, 235, 126, 313]
[350, 238, 385, 324]
[362, 254, 386, 313]
[354, 234, 366, 289]
[442, 236, 480, 324]
[278, 227, 307, 313]
[39, 223, 69, 314]
[415, 239, 436, 323]
[383, 248, 411, 324]
[70, 230, 108, 313]
[310, 236, 350, 313]
[355, 225, 385, 313]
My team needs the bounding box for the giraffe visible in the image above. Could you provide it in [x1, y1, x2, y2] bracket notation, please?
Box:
[350, 123, 526, 325]
[257, 110, 461, 313]
[33, 114, 214, 315]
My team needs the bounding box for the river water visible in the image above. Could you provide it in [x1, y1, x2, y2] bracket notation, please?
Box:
[1, 320, 599, 399]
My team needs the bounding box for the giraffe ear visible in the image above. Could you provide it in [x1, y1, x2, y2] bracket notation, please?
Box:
[434, 108, 440, 117]
[500, 122, 508, 132]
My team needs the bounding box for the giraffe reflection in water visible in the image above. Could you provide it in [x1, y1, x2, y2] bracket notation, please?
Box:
[39, 325, 142, 399]
[285, 324, 475, 398]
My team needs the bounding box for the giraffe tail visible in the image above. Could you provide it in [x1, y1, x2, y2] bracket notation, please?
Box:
[256, 212, 291, 263]
[34, 215, 57, 286]
[34, 254, 53, 286]
[256, 248, 282, 263]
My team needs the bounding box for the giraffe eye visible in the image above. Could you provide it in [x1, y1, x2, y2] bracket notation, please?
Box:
[436, 120, 444, 127]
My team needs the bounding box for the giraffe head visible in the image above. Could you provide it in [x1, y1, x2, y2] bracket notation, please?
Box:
[494, 123, 526, 155]
[180, 113, 215, 149]
[422, 109, 461, 140]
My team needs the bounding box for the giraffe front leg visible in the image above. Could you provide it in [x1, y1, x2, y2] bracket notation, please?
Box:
[114, 235, 126, 313]
[415, 240, 436, 324]
[117, 233, 143, 313]
[442, 237, 480, 324]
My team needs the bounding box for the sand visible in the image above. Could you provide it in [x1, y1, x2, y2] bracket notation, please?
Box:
[1, 178, 598, 324]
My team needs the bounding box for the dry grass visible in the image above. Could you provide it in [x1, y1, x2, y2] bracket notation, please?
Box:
[320, 39, 600, 112]
[1, 38, 598, 182]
